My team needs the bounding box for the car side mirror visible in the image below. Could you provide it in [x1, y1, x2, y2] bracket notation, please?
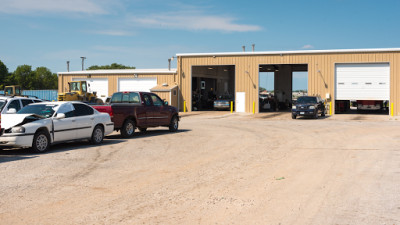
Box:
[55, 113, 65, 119]
[164, 101, 169, 106]
[7, 108, 17, 114]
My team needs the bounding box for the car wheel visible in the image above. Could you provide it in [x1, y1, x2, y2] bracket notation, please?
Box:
[90, 125, 104, 144]
[121, 119, 135, 138]
[169, 116, 179, 132]
[292, 114, 296, 119]
[139, 128, 147, 132]
[321, 111, 326, 117]
[32, 130, 50, 153]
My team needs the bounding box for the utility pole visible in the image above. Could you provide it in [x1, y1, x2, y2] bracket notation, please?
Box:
[80, 57, 86, 71]
[66, 61, 70, 72]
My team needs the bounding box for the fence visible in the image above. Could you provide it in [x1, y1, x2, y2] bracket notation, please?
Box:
[0, 90, 58, 101]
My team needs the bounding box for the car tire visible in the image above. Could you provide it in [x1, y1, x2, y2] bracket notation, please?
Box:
[169, 115, 179, 132]
[121, 119, 135, 138]
[291, 114, 296, 119]
[321, 111, 326, 117]
[139, 128, 147, 132]
[32, 130, 50, 153]
[90, 125, 104, 144]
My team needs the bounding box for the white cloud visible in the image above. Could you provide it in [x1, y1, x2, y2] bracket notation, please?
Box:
[0, 0, 108, 15]
[301, 44, 314, 49]
[129, 12, 262, 32]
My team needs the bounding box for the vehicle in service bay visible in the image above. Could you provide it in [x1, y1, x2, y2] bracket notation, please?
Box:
[0, 101, 114, 152]
[93, 91, 180, 138]
[291, 96, 325, 119]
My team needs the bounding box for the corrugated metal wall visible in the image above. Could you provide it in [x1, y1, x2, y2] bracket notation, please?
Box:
[0, 90, 58, 101]
[178, 52, 400, 115]
[58, 73, 177, 97]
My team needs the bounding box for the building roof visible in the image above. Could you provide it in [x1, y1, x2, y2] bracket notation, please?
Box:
[176, 48, 400, 57]
[58, 68, 177, 75]
[150, 84, 178, 92]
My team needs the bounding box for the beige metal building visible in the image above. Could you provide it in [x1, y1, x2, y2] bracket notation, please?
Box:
[58, 48, 400, 116]
[58, 69, 178, 107]
[176, 48, 400, 115]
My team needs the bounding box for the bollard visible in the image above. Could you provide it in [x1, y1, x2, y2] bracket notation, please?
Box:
[184, 101, 186, 113]
[230, 101, 233, 113]
[329, 102, 332, 115]
[253, 101, 255, 114]
[391, 103, 394, 117]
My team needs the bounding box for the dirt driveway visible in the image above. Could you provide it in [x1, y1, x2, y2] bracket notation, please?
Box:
[1, 112, 399, 224]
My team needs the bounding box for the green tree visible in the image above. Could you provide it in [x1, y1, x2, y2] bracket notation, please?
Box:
[34, 67, 58, 89]
[0, 60, 9, 89]
[259, 87, 266, 92]
[87, 63, 135, 70]
[13, 65, 35, 89]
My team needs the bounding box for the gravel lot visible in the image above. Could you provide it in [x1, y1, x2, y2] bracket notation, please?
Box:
[1, 112, 400, 224]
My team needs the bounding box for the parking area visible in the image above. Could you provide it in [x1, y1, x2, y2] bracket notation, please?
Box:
[1, 113, 400, 224]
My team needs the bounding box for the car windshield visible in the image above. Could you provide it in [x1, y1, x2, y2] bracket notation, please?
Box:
[0, 100, 5, 111]
[17, 104, 57, 118]
[296, 97, 317, 104]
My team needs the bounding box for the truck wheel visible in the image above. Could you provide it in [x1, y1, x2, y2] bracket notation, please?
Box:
[32, 130, 50, 153]
[121, 119, 135, 138]
[90, 125, 104, 144]
[169, 116, 179, 132]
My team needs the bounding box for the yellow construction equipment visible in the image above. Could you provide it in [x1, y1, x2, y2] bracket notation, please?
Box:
[4, 85, 22, 96]
[58, 81, 103, 104]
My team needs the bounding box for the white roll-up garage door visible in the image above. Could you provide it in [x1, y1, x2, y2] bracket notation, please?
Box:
[118, 78, 157, 92]
[72, 78, 109, 101]
[335, 63, 390, 100]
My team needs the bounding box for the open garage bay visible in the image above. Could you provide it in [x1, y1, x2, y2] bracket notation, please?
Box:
[1, 113, 399, 224]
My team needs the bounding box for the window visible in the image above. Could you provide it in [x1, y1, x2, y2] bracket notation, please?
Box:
[129, 92, 140, 103]
[21, 99, 34, 107]
[82, 82, 87, 92]
[122, 93, 130, 103]
[73, 103, 94, 116]
[8, 100, 21, 112]
[173, 90, 177, 96]
[111, 92, 123, 103]
[56, 103, 75, 118]
[143, 94, 152, 106]
[150, 94, 163, 106]
[33, 100, 42, 103]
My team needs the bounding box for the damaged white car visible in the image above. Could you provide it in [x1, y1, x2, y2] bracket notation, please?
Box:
[0, 101, 114, 153]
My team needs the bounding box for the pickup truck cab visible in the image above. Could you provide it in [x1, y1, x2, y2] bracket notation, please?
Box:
[93, 91, 180, 137]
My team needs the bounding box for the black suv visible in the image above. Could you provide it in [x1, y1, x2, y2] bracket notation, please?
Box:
[291, 96, 325, 119]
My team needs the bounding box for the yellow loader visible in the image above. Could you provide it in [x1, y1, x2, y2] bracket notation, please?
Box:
[58, 81, 103, 104]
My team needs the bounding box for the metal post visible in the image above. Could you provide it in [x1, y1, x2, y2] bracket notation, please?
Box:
[80, 57, 86, 71]
[66, 61, 70, 72]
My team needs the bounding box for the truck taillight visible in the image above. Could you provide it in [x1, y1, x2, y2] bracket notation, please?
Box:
[108, 109, 113, 118]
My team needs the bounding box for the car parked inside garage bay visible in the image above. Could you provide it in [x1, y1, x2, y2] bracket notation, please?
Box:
[292, 96, 325, 119]
[93, 91, 180, 138]
[0, 101, 114, 152]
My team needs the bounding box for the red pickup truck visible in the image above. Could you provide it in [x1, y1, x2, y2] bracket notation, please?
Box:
[93, 92, 180, 137]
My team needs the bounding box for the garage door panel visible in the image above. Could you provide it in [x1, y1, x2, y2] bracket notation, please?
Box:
[336, 63, 389, 101]
[118, 78, 157, 92]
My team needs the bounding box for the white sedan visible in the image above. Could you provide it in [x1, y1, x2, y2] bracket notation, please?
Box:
[0, 101, 114, 153]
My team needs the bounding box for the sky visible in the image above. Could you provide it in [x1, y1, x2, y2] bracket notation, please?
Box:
[1, 0, 400, 90]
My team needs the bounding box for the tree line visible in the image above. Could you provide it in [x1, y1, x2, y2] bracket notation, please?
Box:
[0, 60, 136, 91]
[0, 60, 58, 90]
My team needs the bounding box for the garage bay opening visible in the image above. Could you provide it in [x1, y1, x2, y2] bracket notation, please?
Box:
[191, 65, 235, 111]
[259, 64, 308, 112]
[335, 63, 389, 115]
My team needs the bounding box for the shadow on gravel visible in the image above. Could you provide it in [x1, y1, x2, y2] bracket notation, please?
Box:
[0, 139, 124, 163]
[106, 129, 191, 140]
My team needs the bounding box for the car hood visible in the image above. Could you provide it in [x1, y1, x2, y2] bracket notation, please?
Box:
[1, 114, 45, 130]
[295, 103, 317, 107]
